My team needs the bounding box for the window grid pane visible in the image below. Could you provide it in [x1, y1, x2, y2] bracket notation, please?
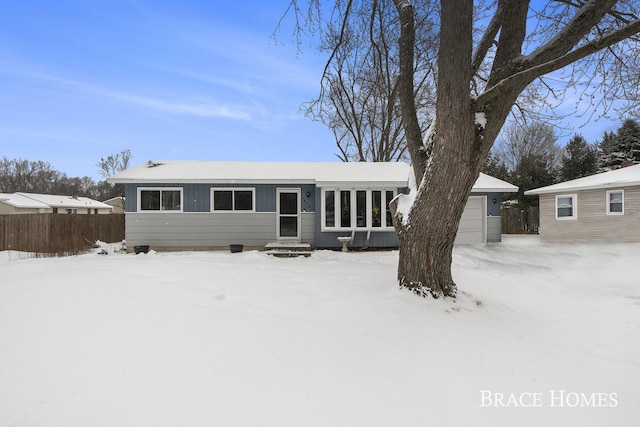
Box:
[213, 191, 233, 210]
[162, 191, 181, 211]
[340, 191, 351, 228]
[325, 191, 335, 227]
[234, 191, 253, 211]
[141, 190, 160, 210]
[356, 190, 366, 227]
[386, 191, 395, 226]
[372, 191, 382, 228]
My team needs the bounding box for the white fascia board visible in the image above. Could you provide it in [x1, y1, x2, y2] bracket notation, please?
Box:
[109, 178, 317, 185]
[525, 181, 639, 195]
[315, 180, 409, 188]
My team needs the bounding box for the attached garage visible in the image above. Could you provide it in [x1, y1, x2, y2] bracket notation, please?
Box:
[454, 196, 486, 244]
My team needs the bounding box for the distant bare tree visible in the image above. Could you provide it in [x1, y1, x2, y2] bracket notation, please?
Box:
[299, 0, 438, 162]
[96, 149, 132, 179]
[493, 121, 563, 172]
[0, 157, 63, 194]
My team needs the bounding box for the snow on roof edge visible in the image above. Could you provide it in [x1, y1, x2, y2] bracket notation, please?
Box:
[525, 164, 640, 195]
[109, 160, 517, 192]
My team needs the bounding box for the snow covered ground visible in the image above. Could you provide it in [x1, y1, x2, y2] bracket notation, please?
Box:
[1, 236, 638, 426]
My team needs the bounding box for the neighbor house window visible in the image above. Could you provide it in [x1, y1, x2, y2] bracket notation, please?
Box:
[139, 188, 182, 211]
[555, 194, 577, 219]
[211, 188, 255, 212]
[322, 188, 396, 230]
[606, 190, 624, 215]
[66, 208, 78, 214]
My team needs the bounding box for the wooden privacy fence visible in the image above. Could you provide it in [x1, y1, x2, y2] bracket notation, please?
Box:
[501, 206, 539, 234]
[0, 214, 125, 255]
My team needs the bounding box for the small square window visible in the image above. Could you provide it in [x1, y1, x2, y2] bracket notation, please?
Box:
[556, 194, 577, 219]
[607, 190, 624, 215]
[213, 191, 233, 210]
[234, 191, 253, 211]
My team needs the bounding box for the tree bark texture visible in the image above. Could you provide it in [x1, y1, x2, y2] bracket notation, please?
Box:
[392, 0, 478, 298]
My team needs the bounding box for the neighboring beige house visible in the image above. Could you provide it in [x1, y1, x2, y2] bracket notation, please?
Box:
[525, 164, 640, 242]
[0, 192, 113, 215]
[103, 196, 125, 214]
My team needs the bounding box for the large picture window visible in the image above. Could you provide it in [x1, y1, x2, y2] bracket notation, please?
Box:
[555, 194, 577, 220]
[139, 188, 182, 211]
[606, 190, 624, 215]
[211, 188, 255, 212]
[322, 188, 396, 230]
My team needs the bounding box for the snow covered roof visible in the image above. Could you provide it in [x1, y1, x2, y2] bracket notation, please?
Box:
[108, 160, 518, 191]
[0, 193, 51, 209]
[525, 164, 640, 195]
[16, 193, 113, 210]
[108, 161, 413, 187]
[472, 173, 518, 193]
[0, 193, 113, 210]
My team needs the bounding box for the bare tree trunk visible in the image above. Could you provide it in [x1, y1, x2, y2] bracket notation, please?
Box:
[392, 0, 478, 298]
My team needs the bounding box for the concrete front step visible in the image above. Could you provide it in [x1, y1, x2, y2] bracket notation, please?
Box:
[264, 241, 313, 257]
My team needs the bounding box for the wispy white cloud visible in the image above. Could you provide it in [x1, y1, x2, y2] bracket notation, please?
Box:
[0, 67, 252, 120]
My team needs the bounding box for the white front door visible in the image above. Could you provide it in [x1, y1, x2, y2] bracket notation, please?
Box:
[277, 188, 300, 240]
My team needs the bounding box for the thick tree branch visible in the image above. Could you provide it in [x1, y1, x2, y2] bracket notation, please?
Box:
[393, 0, 427, 182]
[526, 0, 618, 68]
[477, 17, 640, 108]
[472, 0, 505, 76]
[487, 0, 530, 86]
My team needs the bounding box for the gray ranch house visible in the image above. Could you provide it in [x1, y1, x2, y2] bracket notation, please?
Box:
[108, 161, 517, 251]
[525, 163, 640, 242]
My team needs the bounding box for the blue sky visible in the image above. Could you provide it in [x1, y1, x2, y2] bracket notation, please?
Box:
[0, 1, 624, 180]
[0, 0, 336, 179]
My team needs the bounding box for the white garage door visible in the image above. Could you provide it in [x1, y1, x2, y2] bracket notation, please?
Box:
[454, 196, 486, 245]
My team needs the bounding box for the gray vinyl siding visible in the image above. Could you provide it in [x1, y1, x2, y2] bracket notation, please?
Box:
[125, 212, 315, 249]
[123, 183, 504, 249]
[487, 216, 502, 242]
[315, 230, 399, 249]
[538, 186, 640, 242]
[471, 192, 502, 217]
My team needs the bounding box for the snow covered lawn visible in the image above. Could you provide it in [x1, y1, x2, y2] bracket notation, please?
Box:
[1, 236, 639, 426]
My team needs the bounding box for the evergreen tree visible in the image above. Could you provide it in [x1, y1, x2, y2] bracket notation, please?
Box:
[561, 134, 598, 181]
[616, 119, 640, 162]
[510, 152, 559, 209]
[481, 152, 509, 182]
[598, 119, 640, 171]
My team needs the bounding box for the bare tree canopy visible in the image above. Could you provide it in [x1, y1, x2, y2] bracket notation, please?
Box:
[493, 121, 562, 172]
[298, 0, 438, 162]
[96, 149, 132, 179]
[282, 0, 640, 298]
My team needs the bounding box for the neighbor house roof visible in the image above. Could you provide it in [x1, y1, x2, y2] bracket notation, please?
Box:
[16, 193, 113, 210]
[108, 160, 518, 191]
[0, 193, 51, 209]
[525, 164, 640, 195]
[0, 192, 113, 210]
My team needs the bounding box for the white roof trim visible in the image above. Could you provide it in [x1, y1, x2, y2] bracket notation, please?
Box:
[525, 164, 640, 195]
